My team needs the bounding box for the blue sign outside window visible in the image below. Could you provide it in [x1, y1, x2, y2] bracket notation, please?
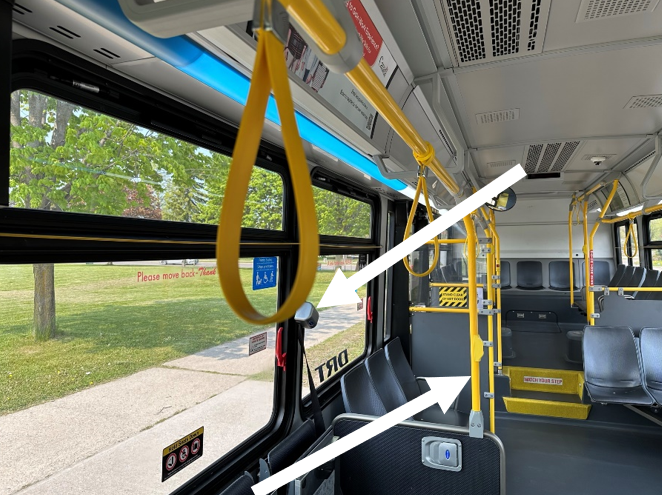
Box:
[253, 257, 277, 290]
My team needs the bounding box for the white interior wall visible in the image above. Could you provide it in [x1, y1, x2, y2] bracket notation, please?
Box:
[495, 197, 614, 259]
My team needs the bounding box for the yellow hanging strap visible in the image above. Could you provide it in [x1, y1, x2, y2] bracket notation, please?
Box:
[403, 162, 440, 277]
[217, 14, 319, 325]
[623, 218, 638, 259]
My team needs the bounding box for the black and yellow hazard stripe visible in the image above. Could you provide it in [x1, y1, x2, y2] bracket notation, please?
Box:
[439, 286, 468, 307]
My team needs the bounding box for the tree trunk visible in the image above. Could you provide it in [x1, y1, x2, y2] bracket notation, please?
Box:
[33, 264, 56, 340]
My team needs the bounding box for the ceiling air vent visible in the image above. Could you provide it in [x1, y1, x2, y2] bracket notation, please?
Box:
[93, 48, 121, 60]
[625, 95, 662, 109]
[551, 141, 580, 172]
[476, 108, 520, 125]
[441, 0, 551, 67]
[487, 160, 517, 169]
[489, 0, 522, 57]
[577, 0, 659, 22]
[525, 141, 581, 174]
[445, 0, 486, 63]
[13, 3, 33, 15]
[49, 25, 81, 40]
[527, 0, 543, 51]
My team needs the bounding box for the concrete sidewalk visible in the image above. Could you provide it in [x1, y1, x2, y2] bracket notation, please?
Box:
[1, 305, 363, 495]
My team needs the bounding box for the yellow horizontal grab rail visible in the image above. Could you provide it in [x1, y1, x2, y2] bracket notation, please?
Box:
[430, 283, 484, 287]
[574, 182, 606, 205]
[425, 239, 466, 244]
[409, 306, 470, 314]
[280, 0, 345, 56]
[217, 26, 319, 325]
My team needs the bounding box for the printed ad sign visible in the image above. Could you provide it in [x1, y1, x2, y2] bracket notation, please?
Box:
[282, 0, 398, 137]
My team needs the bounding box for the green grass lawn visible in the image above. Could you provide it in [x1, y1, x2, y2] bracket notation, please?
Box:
[0, 263, 363, 415]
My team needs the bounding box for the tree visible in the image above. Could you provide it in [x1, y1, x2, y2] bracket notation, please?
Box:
[313, 186, 371, 237]
[9, 90, 288, 339]
[9, 91, 201, 339]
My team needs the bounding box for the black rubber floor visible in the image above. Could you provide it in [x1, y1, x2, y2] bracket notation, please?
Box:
[497, 415, 662, 495]
[503, 331, 583, 371]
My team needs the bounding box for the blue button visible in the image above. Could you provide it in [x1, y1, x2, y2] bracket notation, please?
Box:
[445, 449, 450, 460]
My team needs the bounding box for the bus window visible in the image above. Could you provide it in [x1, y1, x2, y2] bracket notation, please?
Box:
[9, 90, 283, 230]
[617, 223, 640, 267]
[646, 216, 662, 270]
[0, 259, 278, 491]
[301, 255, 368, 398]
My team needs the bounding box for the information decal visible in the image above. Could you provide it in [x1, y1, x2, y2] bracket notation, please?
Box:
[249, 332, 268, 356]
[280, 0, 398, 137]
[253, 257, 277, 291]
[162, 427, 204, 482]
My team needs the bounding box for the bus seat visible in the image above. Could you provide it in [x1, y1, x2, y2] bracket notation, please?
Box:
[583, 326, 653, 405]
[614, 265, 635, 286]
[549, 260, 577, 291]
[645, 272, 662, 301]
[383, 337, 468, 426]
[340, 363, 387, 416]
[607, 264, 627, 286]
[635, 270, 659, 300]
[639, 328, 662, 404]
[384, 338, 419, 401]
[219, 473, 255, 495]
[501, 261, 511, 289]
[598, 267, 647, 310]
[516, 261, 544, 290]
[365, 349, 408, 412]
[592, 260, 611, 286]
[266, 419, 316, 476]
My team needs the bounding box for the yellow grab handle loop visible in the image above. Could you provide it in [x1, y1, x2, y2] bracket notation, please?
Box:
[403, 169, 440, 277]
[413, 142, 436, 167]
[623, 219, 638, 259]
[217, 26, 319, 325]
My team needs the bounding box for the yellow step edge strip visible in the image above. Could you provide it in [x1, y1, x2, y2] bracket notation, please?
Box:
[503, 366, 585, 396]
[503, 397, 591, 420]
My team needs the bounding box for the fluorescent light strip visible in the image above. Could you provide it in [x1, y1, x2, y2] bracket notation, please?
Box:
[57, 0, 407, 193]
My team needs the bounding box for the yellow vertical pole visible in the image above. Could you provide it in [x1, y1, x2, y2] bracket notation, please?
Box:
[464, 215, 483, 435]
[491, 210, 503, 373]
[588, 180, 619, 325]
[569, 200, 575, 307]
[484, 228, 495, 433]
[583, 201, 591, 323]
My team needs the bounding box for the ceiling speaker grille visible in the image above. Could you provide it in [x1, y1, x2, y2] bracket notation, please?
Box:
[487, 160, 517, 168]
[93, 48, 121, 60]
[476, 108, 520, 124]
[446, 0, 487, 63]
[489, 0, 522, 57]
[525, 144, 543, 173]
[625, 95, 662, 108]
[551, 141, 580, 172]
[578, 0, 659, 21]
[527, 0, 543, 50]
[538, 142, 561, 173]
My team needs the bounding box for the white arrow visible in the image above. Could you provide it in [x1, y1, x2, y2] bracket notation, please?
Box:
[318, 165, 526, 308]
[251, 376, 470, 495]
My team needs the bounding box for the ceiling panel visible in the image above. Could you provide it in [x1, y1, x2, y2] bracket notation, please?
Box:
[544, 0, 662, 52]
[455, 44, 662, 149]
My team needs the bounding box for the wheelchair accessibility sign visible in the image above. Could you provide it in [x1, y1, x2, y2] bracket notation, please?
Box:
[253, 257, 277, 290]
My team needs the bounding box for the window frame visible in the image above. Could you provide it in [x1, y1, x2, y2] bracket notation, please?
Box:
[6, 39, 301, 492]
[644, 212, 662, 270]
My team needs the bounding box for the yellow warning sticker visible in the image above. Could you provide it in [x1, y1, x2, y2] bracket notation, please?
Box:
[439, 287, 468, 307]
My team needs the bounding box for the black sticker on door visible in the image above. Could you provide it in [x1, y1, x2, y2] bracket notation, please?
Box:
[162, 427, 204, 482]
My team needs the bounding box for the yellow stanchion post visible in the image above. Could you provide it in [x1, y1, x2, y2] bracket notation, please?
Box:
[569, 198, 575, 308]
[483, 228, 496, 434]
[583, 201, 591, 323]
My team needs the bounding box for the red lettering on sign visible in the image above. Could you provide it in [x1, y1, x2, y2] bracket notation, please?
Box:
[589, 250, 594, 286]
[346, 0, 382, 66]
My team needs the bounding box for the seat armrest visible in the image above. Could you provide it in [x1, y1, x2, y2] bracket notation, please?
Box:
[416, 377, 431, 393]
